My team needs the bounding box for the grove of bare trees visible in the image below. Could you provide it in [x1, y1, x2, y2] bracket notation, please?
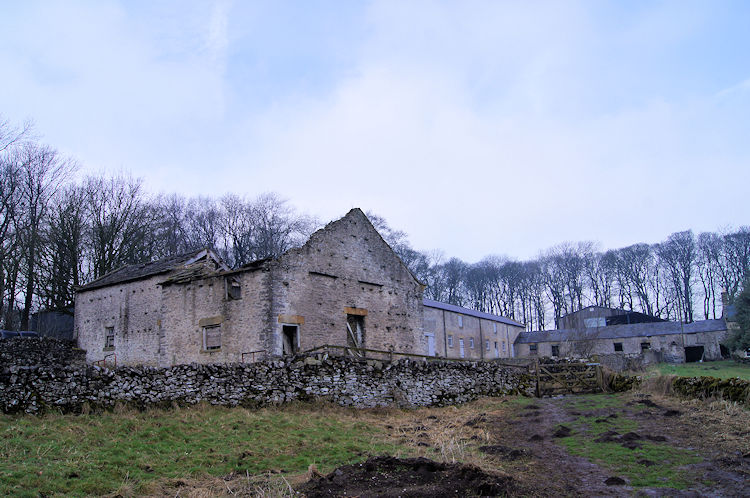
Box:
[1, 117, 748, 332]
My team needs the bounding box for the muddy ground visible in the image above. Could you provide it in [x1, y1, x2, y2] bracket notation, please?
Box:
[298, 393, 750, 497]
[149, 392, 749, 497]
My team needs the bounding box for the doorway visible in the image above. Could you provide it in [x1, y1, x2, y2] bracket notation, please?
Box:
[346, 314, 365, 357]
[684, 345, 704, 363]
[282, 325, 299, 355]
[424, 333, 435, 356]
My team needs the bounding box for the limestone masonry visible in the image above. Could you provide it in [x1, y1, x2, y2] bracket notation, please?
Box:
[0, 338, 534, 414]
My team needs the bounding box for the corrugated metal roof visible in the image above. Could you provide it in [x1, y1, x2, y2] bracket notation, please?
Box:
[515, 319, 727, 344]
[423, 298, 524, 327]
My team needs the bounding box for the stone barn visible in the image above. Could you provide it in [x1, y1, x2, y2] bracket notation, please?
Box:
[514, 319, 729, 363]
[75, 209, 425, 366]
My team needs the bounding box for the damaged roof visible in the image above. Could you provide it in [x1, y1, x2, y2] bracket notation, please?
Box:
[423, 298, 524, 327]
[515, 319, 728, 344]
[78, 249, 224, 292]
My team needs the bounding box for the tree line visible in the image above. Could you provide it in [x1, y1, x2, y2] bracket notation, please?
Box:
[1, 117, 748, 331]
[0, 118, 317, 330]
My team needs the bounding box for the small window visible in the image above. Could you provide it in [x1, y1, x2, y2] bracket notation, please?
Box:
[551, 345, 559, 357]
[459, 338, 465, 358]
[493, 323, 498, 334]
[203, 325, 221, 351]
[486, 340, 490, 351]
[529, 344, 538, 355]
[447, 335, 453, 347]
[226, 278, 241, 300]
[105, 327, 114, 349]
[502, 341, 506, 352]
[469, 337, 474, 349]
[458, 315, 463, 328]
[641, 342, 651, 352]
[614, 342, 623, 352]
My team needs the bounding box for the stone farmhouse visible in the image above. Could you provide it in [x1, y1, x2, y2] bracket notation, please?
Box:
[423, 299, 524, 360]
[75, 208, 521, 367]
[514, 319, 729, 363]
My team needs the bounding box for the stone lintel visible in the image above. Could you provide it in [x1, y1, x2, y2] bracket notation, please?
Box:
[198, 316, 224, 327]
[344, 307, 368, 316]
[278, 314, 305, 325]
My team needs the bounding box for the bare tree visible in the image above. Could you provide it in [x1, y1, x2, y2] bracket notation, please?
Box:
[38, 184, 88, 310]
[13, 143, 75, 328]
[657, 230, 696, 323]
[85, 174, 150, 279]
[697, 232, 722, 319]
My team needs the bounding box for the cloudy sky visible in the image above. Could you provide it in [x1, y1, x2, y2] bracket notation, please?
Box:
[1, 1, 748, 262]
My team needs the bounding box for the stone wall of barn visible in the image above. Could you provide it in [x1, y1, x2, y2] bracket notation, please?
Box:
[158, 269, 270, 366]
[265, 209, 425, 357]
[74, 276, 164, 366]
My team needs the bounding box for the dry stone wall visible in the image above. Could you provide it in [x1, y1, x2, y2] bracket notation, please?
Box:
[1, 349, 534, 415]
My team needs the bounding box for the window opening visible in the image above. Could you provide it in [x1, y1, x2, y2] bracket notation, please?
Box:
[203, 325, 221, 351]
[493, 323, 497, 333]
[551, 345, 559, 357]
[469, 337, 474, 349]
[614, 342, 623, 352]
[485, 340, 490, 351]
[458, 315, 463, 328]
[105, 327, 114, 349]
[226, 278, 241, 300]
[529, 343, 538, 355]
[459, 338, 465, 358]
[640, 342, 651, 352]
[447, 334, 453, 347]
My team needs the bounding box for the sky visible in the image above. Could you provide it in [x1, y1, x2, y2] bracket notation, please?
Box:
[1, 0, 749, 263]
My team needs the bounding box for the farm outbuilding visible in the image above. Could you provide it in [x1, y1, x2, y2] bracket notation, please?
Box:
[514, 319, 729, 363]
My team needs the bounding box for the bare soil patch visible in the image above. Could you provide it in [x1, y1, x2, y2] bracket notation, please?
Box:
[297, 456, 520, 497]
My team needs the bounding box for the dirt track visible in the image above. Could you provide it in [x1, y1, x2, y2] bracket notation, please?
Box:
[300, 393, 750, 497]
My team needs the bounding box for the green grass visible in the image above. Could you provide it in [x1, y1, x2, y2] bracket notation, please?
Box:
[651, 360, 750, 380]
[0, 404, 407, 496]
[556, 394, 701, 489]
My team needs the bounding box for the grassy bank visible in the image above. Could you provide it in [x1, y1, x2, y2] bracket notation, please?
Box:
[651, 360, 750, 380]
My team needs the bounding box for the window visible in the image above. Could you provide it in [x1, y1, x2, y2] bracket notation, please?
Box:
[203, 325, 221, 351]
[226, 278, 241, 300]
[614, 342, 623, 352]
[104, 327, 114, 349]
[458, 315, 463, 328]
[641, 342, 651, 352]
[447, 335, 453, 347]
[551, 345, 560, 357]
[584, 317, 606, 328]
[486, 340, 490, 351]
[502, 341, 506, 352]
[469, 337, 474, 349]
[529, 344, 538, 355]
[459, 338, 465, 358]
[493, 323, 498, 334]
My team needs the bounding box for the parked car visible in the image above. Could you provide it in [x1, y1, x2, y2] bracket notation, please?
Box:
[0, 330, 20, 338]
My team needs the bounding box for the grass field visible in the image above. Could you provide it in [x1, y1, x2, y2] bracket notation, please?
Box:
[0, 403, 411, 496]
[650, 359, 750, 380]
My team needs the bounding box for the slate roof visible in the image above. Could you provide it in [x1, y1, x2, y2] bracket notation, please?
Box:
[423, 298, 524, 327]
[78, 249, 214, 292]
[515, 319, 728, 344]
